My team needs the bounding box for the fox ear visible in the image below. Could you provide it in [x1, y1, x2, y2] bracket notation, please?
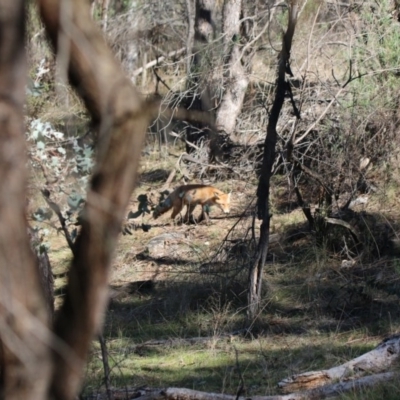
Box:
[227, 193, 231, 201]
[214, 191, 220, 199]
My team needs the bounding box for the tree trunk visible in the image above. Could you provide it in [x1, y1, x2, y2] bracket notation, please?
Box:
[184, 0, 216, 152]
[215, 0, 249, 136]
[193, 0, 217, 113]
[124, 9, 139, 78]
[38, 0, 150, 398]
[28, 227, 55, 321]
[0, 1, 51, 398]
[99, 0, 110, 31]
[186, 0, 254, 160]
[248, 0, 299, 321]
[36, 247, 54, 322]
[186, 0, 195, 77]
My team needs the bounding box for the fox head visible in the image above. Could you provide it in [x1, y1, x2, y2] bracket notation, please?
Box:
[214, 191, 231, 213]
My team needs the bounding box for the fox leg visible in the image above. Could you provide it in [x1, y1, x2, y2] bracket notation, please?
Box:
[200, 205, 210, 224]
[184, 204, 197, 223]
[170, 203, 183, 220]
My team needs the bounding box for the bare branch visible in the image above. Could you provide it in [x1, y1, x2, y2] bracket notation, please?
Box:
[132, 47, 186, 77]
[41, 189, 76, 256]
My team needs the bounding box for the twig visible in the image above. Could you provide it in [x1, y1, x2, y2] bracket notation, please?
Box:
[132, 48, 186, 77]
[293, 86, 345, 145]
[234, 347, 245, 400]
[291, 155, 334, 198]
[41, 189, 76, 256]
[293, 186, 314, 229]
[161, 169, 176, 191]
[98, 335, 112, 400]
[180, 153, 236, 173]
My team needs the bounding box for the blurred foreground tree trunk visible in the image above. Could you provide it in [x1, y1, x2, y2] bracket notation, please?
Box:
[247, 0, 299, 321]
[0, 1, 52, 398]
[39, 0, 150, 396]
[0, 0, 151, 398]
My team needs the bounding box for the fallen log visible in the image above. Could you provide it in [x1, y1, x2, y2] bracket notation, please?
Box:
[86, 373, 399, 400]
[278, 335, 400, 392]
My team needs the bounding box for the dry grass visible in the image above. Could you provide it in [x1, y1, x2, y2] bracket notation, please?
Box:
[53, 165, 400, 399]
[26, 1, 400, 398]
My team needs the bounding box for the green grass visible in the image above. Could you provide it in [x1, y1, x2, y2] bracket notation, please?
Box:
[82, 325, 379, 397]
[67, 175, 400, 398]
[78, 217, 400, 397]
[45, 180, 400, 399]
[36, 2, 400, 394]
[340, 383, 400, 400]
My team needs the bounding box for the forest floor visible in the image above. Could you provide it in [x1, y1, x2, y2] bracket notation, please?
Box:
[47, 148, 400, 400]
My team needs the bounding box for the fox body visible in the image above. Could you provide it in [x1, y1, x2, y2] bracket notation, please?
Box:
[153, 184, 231, 223]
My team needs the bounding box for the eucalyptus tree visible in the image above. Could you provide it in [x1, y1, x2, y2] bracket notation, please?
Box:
[0, 0, 150, 398]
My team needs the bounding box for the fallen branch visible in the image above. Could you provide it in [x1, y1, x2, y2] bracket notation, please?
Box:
[132, 48, 186, 77]
[161, 169, 176, 191]
[325, 217, 361, 246]
[86, 372, 400, 400]
[162, 377, 399, 400]
[278, 335, 400, 392]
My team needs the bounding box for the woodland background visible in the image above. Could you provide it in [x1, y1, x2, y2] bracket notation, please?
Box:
[2, 0, 400, 399]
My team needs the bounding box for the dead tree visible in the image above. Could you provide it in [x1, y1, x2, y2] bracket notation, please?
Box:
[247, 0, 300, 321]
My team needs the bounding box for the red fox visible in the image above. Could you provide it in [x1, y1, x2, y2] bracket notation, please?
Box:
[153, 184, 231, 223]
